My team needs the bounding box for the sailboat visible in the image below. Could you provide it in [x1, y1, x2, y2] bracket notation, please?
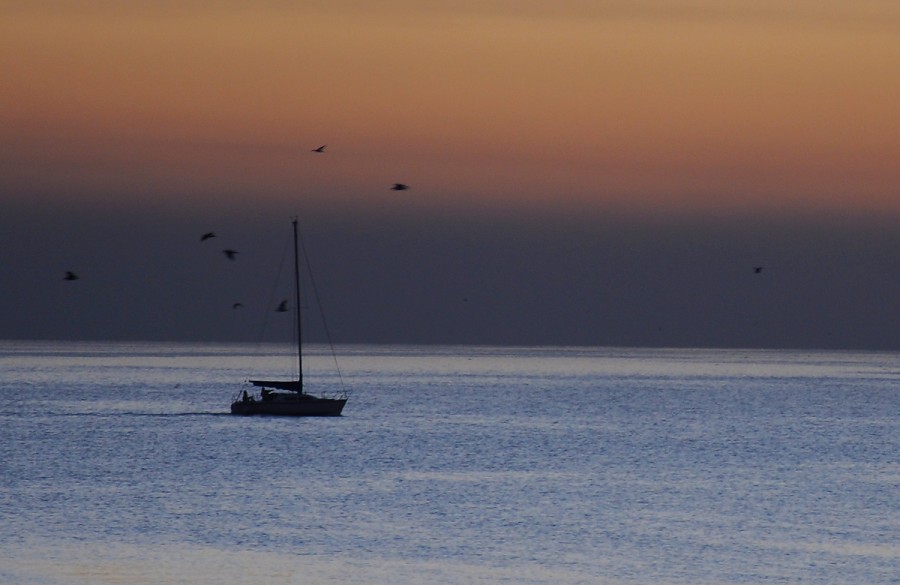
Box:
[230, 219, 348, 416]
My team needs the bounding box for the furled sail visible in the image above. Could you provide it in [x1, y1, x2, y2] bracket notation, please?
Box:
[249, 380, 303, 392]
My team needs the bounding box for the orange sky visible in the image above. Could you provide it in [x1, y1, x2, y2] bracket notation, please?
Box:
[3, 1, 898, 217]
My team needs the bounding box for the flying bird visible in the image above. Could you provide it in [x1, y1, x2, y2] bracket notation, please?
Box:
[222, 249, 238, 260]
[391, 183, 409, 191]
[753, 266, 764, 274]
[200, 232, 216, 241]
[232, 303, 244, 309]
[312, 145, 326, 153]
[64, 271, 79, 281]
[276, 300, 289, 312]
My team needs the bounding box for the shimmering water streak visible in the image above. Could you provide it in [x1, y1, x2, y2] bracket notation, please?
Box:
[1, 342, 898, 584]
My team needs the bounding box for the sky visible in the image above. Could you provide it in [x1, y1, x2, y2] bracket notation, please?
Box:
[2, 1, 899, 349]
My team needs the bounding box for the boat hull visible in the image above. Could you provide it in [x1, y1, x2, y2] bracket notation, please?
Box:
[230, 394, 346, 416]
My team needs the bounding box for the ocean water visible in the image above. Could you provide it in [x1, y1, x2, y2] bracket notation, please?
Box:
[0, 342, 897, 585]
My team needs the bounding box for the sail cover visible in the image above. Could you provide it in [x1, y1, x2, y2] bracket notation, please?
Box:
[249, 380, 303, 392]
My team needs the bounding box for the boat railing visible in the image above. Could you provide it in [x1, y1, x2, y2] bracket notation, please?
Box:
[232, 387, 254, 404]
[306, 388, 350, 401]
[232, 386, 349, 403]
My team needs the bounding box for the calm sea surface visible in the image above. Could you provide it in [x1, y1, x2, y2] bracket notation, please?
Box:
[1, 342, 898, 585]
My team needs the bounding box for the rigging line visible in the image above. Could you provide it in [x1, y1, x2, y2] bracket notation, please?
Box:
[254, 230, 295, 378]
[296, 223, 347, 394]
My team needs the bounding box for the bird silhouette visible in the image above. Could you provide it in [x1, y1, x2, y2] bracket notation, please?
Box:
[391, 183, 409, 191]
[276, 300, 289, 312]
[222, 249, 238, 260]
[753, 266, 764, 274]
[64, 271, 79, 281]
[312, 145, 326, 153]
[200, 232, 216, 241]
[232, 302, 244, 309]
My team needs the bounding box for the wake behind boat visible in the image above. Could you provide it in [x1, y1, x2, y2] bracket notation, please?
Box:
[230, 219, 347, 416]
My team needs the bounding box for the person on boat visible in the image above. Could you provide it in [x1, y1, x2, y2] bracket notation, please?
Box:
[261, 388, 272, 401]
[242, 390, 250, 402]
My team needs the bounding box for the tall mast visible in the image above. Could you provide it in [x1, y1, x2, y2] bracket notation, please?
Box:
[292, 219, 303, 392]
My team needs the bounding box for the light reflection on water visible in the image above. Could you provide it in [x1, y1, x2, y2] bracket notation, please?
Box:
[1, 341, 898, 584]
[9, 542, 610, 585]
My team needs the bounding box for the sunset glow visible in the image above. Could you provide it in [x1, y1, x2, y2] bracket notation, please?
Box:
[3, 2, 898, 215]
